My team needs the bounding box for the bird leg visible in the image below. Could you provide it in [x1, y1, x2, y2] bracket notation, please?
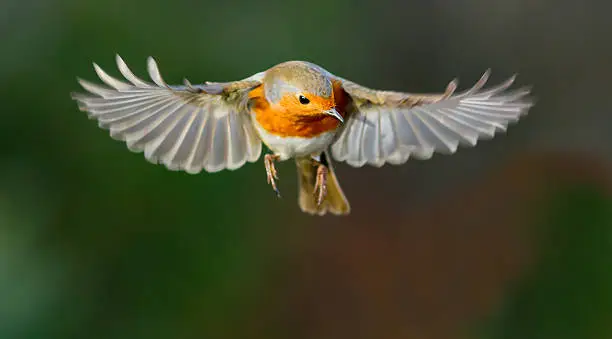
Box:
[264, 154, 281, 197]
[313, 162, 328, 206]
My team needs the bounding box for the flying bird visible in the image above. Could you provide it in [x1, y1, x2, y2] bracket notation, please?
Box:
[71, 55, 533, 216]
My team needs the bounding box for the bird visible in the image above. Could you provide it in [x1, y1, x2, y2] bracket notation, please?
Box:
[71, 55, 534, 216]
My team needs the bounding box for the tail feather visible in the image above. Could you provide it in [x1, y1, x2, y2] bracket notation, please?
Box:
[296, 151, 350, 216]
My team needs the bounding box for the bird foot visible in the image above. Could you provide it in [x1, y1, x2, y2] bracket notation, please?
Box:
[313, 164, 328, 206]
[264, 154, 281, 197]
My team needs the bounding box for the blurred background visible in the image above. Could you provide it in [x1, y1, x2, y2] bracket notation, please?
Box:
[1, 0, 611, 338]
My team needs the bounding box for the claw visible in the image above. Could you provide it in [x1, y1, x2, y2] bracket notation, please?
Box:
[264, 154, 281, 198]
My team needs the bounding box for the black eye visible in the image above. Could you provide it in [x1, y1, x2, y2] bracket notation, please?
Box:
[299, 95, 310, 105]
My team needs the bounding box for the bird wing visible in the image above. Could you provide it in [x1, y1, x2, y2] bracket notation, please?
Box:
[329, 70, 534, 167]
[71, 55, 264, 174]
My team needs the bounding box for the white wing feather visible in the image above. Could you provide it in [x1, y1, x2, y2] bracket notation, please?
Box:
[332, 71, 533, 167]
[72, 55, 262, 173]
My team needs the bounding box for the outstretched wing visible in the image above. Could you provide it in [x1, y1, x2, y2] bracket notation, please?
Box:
[330, 70, 534, 167]
[71, 55, 264, 174]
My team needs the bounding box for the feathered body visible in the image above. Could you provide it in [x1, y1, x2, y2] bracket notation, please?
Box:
[248, 61, 349, 161]
[71, 55, 534, 215]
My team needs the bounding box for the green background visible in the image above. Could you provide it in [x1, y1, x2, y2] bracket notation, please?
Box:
[1, 0, 611, 338]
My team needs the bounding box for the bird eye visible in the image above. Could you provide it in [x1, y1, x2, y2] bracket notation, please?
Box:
[298, 95, 310, 105]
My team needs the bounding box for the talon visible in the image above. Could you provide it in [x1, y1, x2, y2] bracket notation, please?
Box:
[313, 164, 328, 206]
[264, 154, 281, 198]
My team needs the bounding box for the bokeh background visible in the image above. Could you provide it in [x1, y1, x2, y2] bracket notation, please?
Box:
[1, 0, 611, 338]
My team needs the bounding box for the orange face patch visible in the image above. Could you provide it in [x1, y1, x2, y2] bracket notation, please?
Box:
[278, 92, 336, 116]
[248, 84, 348, 138]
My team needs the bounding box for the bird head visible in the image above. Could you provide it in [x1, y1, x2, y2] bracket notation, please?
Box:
[262, 61, 344, 123]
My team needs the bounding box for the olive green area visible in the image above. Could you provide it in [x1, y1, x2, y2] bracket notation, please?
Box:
[1, 0, 610, 338]
[475, 185, 612, 339]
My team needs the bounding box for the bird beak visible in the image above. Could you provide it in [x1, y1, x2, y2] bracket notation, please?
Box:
[324, 108, 344, 124]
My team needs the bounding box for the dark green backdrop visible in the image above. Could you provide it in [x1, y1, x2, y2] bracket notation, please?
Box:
[1, 0, 611, 338]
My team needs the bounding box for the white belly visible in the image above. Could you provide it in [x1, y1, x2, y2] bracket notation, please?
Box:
[252, 119, 336, 161]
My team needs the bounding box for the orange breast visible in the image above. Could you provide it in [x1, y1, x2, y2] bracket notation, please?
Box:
[247, 82, 350, 138]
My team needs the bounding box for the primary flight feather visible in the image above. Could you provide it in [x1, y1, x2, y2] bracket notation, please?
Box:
[72, 55, 533, 215]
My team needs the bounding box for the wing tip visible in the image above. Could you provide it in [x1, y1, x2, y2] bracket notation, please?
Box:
[203, 164, 225, 173]
[70, 91, 90, 112]
[75, 77, 108, 96]
[476, 69, 491, 88]
[146, 56, 168, 87]
[75, 76, 86, 86]
[70, 91, 89, 103]
[482, 68, 492, 79]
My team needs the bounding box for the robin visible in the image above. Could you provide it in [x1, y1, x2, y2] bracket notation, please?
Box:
[71, 55, 533, 216]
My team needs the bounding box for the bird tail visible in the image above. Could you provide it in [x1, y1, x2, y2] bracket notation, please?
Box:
[296, 151, 350, 216]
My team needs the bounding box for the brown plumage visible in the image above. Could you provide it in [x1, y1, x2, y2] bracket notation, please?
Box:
[71, 55, 534, 215]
